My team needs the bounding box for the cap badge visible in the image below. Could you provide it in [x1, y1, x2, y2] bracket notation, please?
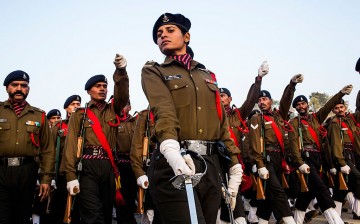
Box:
[104, 77, 107, 82]
[23, 73, 27, 79]
[300, 97, 303, 101]
[263, 92, 266, 97]
[162, 14, 169, 22]
[76, 96, 80, 101]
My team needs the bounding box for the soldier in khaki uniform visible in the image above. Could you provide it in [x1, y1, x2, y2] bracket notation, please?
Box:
[61, 54, 129, 224]
[130, 108, 157, 223]
[218, 61, 268, 224]
[47, 109, 62, 128]
[289, 85, 352, 224]
[0, 70, 55, 224]
[50, 95, 81, 224]
[141, 13, 243, 224]
[327, 98, 360, 217]
[249, 75, 304, 224]
[115, 100, 138, 224]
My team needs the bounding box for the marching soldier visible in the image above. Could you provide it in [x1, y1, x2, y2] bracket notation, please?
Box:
[47, 109, 62, 128]
[141, 13, 243, 224]
[249, 74, 304, 224]
[0, 70, 55, 223]
[50, 95, 81, 224]
[327, 98, 360, 218]
[130, 107, 157, 223]
[289, 85, 352, 224]
[61, 53, 129, 223]
[115, 100, 138, 224]
[218, 61, 269, 224]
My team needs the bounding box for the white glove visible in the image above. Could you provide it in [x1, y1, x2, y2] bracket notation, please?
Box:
[258, 167, 269, 179]
[147, 209, 154, 223]
[66, 179, 80, 196]
[341, 84, 353, 95]
[258, 60, 269, 77]
[330, 168, 337, 175]
[51, 179, 57, 189]
[160, 139, 194, 175]
[341, 165, 351, 174]
[137, 175, 149, 189]
[227, 164, 243, 210]
[113, 53, 127, 69]
[291, 74, 304, 83]
[36, 180, 40, 186]
[252, 164, 257, 173]
[299, 163, 310, 174]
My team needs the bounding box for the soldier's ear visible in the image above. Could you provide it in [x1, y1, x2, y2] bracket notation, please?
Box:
[184, 32, 190, 43]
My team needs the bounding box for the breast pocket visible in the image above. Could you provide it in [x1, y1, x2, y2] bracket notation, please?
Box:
[0, 122, 11, 141]
[26, 125, 40, 147]
[118, 125, 125, 133]
[165, 79, 189, 108]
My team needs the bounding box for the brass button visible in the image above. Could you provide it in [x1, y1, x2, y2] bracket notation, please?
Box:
[196, 87, 199, 91]
[0, 127, 2, 130]
[16, 142, 19, 145]
[197, 106, 201, 111]
[174, 85, 178, 89]
[16, 129, 19, 132]
[198, 129, 203, 133]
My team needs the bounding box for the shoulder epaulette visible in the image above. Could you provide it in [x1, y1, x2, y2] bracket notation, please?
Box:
[144, 60, 158, 67]
[32, 106, 45, 113]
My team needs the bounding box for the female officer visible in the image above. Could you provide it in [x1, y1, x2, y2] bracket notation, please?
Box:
[141, 13, 243, 224]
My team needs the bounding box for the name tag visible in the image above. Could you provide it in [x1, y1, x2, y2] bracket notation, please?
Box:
[26, 121, 40, 127]
[265, 121, 273, 125]
[341, 128, 348, 131]
[0, 119, 7, 123]
[164, 75, 182, 80]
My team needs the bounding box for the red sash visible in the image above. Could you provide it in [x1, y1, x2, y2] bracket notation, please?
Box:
[86, 109, 125, 206]
[300, 119, 321, 150]
[339, 120, 354, 145]
[263, 115, 284, 152]
[233, 108, 249, 133]
[56, 121, 68, 136]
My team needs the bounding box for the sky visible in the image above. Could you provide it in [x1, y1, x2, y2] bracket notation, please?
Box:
[1, 1, 359, 117]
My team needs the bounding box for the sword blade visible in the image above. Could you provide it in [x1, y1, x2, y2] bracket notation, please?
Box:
[185, 178, 198, 224]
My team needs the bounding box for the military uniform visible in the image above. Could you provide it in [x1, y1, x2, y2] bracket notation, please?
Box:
[249, 81, 296, 221]
[327, 112, 360, 204]
[61, 69, 129, 224]
[142, 57, 240, 224]
[289, 91, 344, 215]
[0, 101, 55, 223]
[115, 113, 137, 224]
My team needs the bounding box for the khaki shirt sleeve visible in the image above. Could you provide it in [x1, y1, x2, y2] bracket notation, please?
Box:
[61, 111, 82, 181]
[328, 120, 346, 167]
[316, 91, 344, 124]
[279, 80, 296, 120]
[39, 116, 56, 184]
[249, 115, 264, 168]
[113, 68, 129, 116]
[141, 64, 180, 143]
[288, 118, 304, 167]
[130, 111, 147, 179]
[239, 76, 262, 119]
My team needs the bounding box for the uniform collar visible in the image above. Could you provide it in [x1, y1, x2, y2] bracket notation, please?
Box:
[162, 56, 205, 70]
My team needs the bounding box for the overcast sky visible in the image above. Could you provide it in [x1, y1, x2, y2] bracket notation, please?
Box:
[1, 1, 359, 117]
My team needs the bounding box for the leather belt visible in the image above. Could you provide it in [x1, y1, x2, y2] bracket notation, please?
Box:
[303, 144, 319, 152]
[265, 144, 281, 152]
[181, 140, 216, 155]
[344, 142, 354, 151]
[0, 157, 34, 166]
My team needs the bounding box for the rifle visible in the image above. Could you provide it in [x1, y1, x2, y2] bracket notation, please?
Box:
[297, 116, 309, 192]
[63, 187, 78, 223]
[338, 117, 349, 190]
[136, 108, 151, 214]
[327, 171, 335, 187]
[296, 170, 309, 192]
[256, 176, 265, 200]
[250, 173, 257, 191]
[77, 103, 88, 159]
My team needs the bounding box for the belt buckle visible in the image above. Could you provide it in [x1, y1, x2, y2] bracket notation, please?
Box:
[188, 141, 207, 155]
[93, 149, 99, 156]
[8, 158, 20, 166]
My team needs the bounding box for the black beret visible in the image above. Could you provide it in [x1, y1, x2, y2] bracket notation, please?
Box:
[3, 70, 30, 86]
[292, 95, 308, 108]
[85, 75, 107, 90]
[47, 109, 61, 119]
[64, 95, 82, 109]
[336, 98, 345, 105]
[258, 90, 271, 99]
[356, 58, 360, 72]
[152, 13, 191, 44]
[219, 88, 231, 97]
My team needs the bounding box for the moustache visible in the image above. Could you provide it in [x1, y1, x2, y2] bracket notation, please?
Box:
[10, 91, 26, 98]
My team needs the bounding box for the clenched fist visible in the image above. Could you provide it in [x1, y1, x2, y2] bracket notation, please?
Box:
[258, 61, 269, 77]
[291, 74, 304, 83]
[113, 53, 127, 69]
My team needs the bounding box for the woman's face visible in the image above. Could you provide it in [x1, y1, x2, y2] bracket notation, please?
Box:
[156, 24, 190, 56]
